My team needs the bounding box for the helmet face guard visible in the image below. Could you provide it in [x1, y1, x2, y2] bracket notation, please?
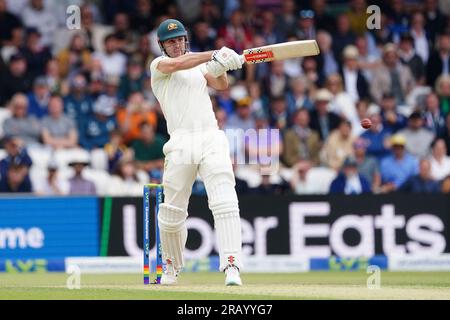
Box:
[157, 19, 190, 57]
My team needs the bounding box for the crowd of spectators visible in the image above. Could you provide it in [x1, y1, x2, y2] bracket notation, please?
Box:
[1, 0, 450, 196]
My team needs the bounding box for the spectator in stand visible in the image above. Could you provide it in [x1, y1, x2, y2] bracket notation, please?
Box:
[56, 32, 92, 79]
[68, 155, 96, 195]
[302, 55, 324, 87]
[379, 93, 407, 133]
[340, 45, 370, 103]
[133, 34, 154, 71]
[113, 12, 139, 56]
[380, 134, 419, 193]
[326, 73, 359, 128]
[353, 137, 381, 192]
[41, 95, 78, 150]
[409, 11, 430, 65]
[0, 53, 32, 106]
[218, 9, 252, 53]
[354, 34, 381, 82]
[311, 0, 336, 33]
[196, 0, 222, 30]
[296, 9, 316, 41]
[19, 27, 51, 80]
[398, 111, 435, 158]
[385, 0, 410, 41]
[329, 156, 371, 194]
[424, 0, 447, 43]
[321, 119, 356, 171]
[256, 11, 284, 44]
[290, 160, 327, 194]
[251, 170, 289, 195]
[107, 157, 146, 196]
[360, 111, 393, 161]
[263, 60, 290, 98]
[116, 91, 157, 145]
[215, 86, 235, 116]
[0, 161, 32, 193]
[131, 121, 166, 174]
[275, 0, 297, 37]
[435, 75, 450, 115]
[78, 96, 117, 150]
[20, 0, 57, 48]
[248, 81, 269, 115]
[93, 33, 127, 78]
[426, 31, 450, 87]
[398, 158, 440, 193]
[246, 111, 283, 169]
[286, 77, 313, 114]
[226, 97, 255, 131]
[0, 135, 32, 184]
[282, 108, 321, 167]
[398, 32, 426, 84]
[268, 96, 289, 131]
[0, 0, 23, 46]
[309, 88, 341, 141]
[26, 76, 50, 119]
[3, 93, 41, 147]
[92, 75, 120, 121]
[316, 30, 339, 79]
[429, 138, 450, 180]
[44, 59, 62, 94]
[332, 14, 357, 65]
[423, 92, 447, 136]
[130, 0, 154, 34]
[371, 13, 395, 46]
[63, 74, 94, 131]
[190, 20, 216, 53]
[347, 0, 370, 35]
[371, 43, 415, 105]
[103, 129, 133, 173]
[118, 56, 146, 102]
[34, 160, 69, 195]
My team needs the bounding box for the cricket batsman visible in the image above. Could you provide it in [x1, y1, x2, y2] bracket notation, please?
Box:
[150, 19, 244, 286]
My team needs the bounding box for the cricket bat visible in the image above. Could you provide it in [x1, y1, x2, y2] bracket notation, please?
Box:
[240, 40, 320, 64]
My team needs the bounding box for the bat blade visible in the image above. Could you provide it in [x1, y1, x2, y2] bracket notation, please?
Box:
[241, 40, 320, 64]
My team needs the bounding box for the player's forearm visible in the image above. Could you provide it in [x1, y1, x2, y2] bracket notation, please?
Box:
[158, 51, 214, 74]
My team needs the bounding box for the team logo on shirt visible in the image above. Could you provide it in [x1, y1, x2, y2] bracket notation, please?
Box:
[168, 23, 178, 31]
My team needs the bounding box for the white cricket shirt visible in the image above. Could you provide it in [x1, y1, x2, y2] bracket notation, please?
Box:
[150, 56, 218, 135]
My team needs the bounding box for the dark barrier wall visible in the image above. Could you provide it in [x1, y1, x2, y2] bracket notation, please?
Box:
[100, 194, 450, 258]
[0, 197, 99, 258]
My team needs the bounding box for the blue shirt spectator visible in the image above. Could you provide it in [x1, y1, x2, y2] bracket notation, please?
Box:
[380, 134, 419, 191]
[329, 157, 372, 194]
[398, 159, 441, 193]
[63, 74, 94, 130]
[360, 113, 392, 161]
[78, 112, 117, 150]
[0, 163, 32, 193]
[27, 76, 50, 119]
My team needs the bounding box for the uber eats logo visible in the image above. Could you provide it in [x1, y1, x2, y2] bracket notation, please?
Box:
[0, 228, 44, 249]
[289, 202, 446, 257]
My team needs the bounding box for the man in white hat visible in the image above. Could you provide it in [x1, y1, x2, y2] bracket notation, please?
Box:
[309, 88, 342, 141]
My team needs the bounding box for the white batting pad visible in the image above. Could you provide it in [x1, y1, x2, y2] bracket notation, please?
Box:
[158, 203, 188, 271]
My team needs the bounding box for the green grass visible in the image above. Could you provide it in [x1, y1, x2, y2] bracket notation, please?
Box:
[1, 272, 450, 300]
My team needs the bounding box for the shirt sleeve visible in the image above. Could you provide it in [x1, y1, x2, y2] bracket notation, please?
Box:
[150, 56, 169, 78]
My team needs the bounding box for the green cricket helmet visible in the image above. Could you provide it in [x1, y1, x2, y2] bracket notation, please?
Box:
[157, 19, 189, 56]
